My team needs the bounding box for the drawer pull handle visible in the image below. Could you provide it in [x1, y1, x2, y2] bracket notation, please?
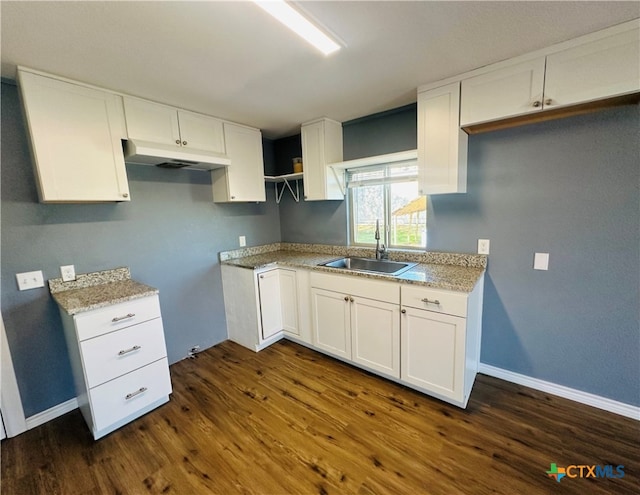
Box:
[112, 313, 135, 322]
[118, 345, 141, 356]
[125, 387, 148, 400]
[421, 298, 441, 305]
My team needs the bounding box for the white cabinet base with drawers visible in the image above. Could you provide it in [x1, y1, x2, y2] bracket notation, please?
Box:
[58, 294, 172, 439]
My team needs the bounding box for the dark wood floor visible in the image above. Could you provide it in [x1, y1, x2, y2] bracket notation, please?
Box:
[2, 340, 638, 494]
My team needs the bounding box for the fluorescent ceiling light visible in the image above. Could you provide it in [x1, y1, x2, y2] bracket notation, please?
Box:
[252, 0, 341, 56]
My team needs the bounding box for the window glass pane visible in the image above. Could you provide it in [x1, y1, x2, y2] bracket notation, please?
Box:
[389, 181, 426, 248]
[352, 184, 384, 245]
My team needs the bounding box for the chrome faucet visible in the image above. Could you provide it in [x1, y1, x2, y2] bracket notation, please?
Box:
[374, 219, 388, 260]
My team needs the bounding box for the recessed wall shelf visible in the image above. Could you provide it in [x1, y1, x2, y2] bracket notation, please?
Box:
[264, 172, 303, 204]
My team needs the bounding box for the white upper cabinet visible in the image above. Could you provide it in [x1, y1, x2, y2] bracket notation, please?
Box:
[418, 82, 468, 194]
[17, 69, 130, 203]
[544, 27, 640, 109]
[460, 58, 546, 126]
[460, 21, 639, 128]
[123, 97, 225, 154]
[301, 118, 344, 201]
[212, 122, 265, 202]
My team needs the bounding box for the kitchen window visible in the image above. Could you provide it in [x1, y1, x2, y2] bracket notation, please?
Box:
[347, 160, 426, 249]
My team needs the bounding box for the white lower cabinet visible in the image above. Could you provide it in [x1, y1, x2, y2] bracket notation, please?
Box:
[310, 287, 352, 360]
[401, 307, 466, 402]
[310, 272, 401, 379]
[222, 265, 309, 352]
[222, 264, 484, 408]
[58, 294, 172, 439]
[257, 269, 285, 340]
[400, 280, 484, 407]
[350, 296, 400, 379]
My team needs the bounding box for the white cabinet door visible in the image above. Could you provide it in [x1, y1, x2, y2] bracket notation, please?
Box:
[18, 70, 130, 203]
[418, 82, 468, 195]
[123, 98, 226, 155]
[350, 296, 400, 378]
[176, 110, 225, 154]
[301, 118, 343, 201]
[279, 269, 299, 335]
[89, 358, 171, 433]
[123, 97, 181, 146]
[258, 270, 283, 340]
[311, 287, 351, 359]
[460, 58, 546, 126]
[401, 307, 466, 402]
[544, 27, 640, 109]
[212, 123, 266, 202]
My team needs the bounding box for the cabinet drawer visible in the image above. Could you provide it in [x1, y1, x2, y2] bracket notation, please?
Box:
[74, 296, 161, 341]
[89, 358, 171, 432]
[401, 285, 468, 317]
[81, 318, 167, 388]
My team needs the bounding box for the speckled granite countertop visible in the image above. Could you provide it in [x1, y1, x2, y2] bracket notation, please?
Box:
[220, 243, 486, 293]
[49, 267, 158, 315]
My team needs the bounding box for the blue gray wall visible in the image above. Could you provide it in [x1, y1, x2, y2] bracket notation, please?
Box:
[279, 104, 640, 407]
[1, 82, 281, 417]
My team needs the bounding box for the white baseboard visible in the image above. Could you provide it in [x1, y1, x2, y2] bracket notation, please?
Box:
[478, 363, 640, 421]
[25, 397, 78, 430]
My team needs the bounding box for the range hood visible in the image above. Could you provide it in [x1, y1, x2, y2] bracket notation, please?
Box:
[123, 139, 231, 170]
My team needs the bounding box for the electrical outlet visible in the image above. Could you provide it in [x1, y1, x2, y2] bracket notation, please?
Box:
[478, 239, 490, 255]
[60, 265, 76, 282]
[16, 270, 44, 291]
[239, 235, 246, 247]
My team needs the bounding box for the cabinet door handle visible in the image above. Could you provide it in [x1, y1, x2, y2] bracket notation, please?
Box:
[344, 296, 349, 302]
[260, 275, 264, 279]
[182, 140, 187, 146]
[349, 297, 354, 303]
[544, 98, 553, 106]
[122, 192, 129, 198]
[175, 139, 181, 145]
[421, 298, 440, 305]
[401, 309, 406, 314]
[118, 345, 141, 356]
[532, 101, 541, 108]
[125, 387, 148, 400]
[112, 313, 135, 322]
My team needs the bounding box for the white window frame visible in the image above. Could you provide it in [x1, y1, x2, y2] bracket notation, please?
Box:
[337, 150, 425, 249]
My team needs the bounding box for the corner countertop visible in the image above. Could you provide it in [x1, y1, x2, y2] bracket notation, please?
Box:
[49, 267, 158, 315]
[220, 243, 486, 293]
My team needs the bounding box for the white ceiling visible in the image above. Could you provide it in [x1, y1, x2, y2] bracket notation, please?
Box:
[2, 1, 638, 139]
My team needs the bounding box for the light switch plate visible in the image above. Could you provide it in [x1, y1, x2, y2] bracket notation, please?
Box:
[478, 239, 490, 255]
[60, 265, 76, 282]
[239, 235, 246, 247]
[534, 252, 549, 271]
[16, 270, 45, 291]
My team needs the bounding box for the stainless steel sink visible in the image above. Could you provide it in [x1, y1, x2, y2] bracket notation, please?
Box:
[319, 257, 417, 276]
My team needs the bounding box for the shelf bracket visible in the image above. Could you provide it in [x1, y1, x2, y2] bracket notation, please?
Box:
[329, 166, 346, 197]
[274, 178, 300, 204]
